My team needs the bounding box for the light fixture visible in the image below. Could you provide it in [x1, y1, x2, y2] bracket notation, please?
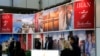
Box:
[0, 9, 3, 11]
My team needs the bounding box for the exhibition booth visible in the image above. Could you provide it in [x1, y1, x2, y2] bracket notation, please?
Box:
[0, 0, 95, 56]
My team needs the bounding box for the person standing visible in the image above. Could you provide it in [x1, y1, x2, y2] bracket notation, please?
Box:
[12, 41, 25, 56]
[45, 37, 53, 50]
[8, 41, 15, 56]
[53, 39, 58, 50]
[35, 39, 41, 49]
[0, 44, 2, 56]
[60, 40, 73, 56]
[68, 36, 81, 56]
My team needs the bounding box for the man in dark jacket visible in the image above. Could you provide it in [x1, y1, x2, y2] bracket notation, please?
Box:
[68, 36, 81, 56]
[45, 37, 53, 49]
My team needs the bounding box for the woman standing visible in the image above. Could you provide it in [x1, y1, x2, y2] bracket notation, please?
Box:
[60, 40, 73, 56]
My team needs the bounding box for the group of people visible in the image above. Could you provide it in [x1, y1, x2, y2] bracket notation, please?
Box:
[60, 36, 81, 56]
[0, 38, 25, 56]
[8, 41, 25, 56]
[60, 32, 95, 56]
[34, 37, 53, 49]
[34, 36, 80, 53]
[60, 32, 96, 56]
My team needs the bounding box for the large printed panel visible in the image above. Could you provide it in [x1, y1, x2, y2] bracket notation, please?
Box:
[43, 3, 74, 31]
[0, 14, 1, 32]
[0, 34, 32, 51]
[34, 12, 42, 32]
[33, 30, 96, 56]
[49, 7, 59, 31]
[34, 3, 74, 32]
[1, 13, 13, 33]
[27, 34, 32, 50]
[65, 3, 74, 30]
[34, 11, 50, 32]
[13, 14, 35, 33]
[0, 34, 19, 51]
[0, 34, 32, 56]
[73, 30, 96, 56]
[74, 0, 95, 29]
[0, 1, 95, 33]
[42, 10, 50, 32]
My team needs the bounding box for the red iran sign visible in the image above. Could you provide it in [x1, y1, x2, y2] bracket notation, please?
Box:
[74, 0, 95, 29]
[1, 13, 13, 33]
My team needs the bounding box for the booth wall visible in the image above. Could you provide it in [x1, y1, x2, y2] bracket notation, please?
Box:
[96, 0, 100, 56]
[96, 0, 100, 27]
[96, 28, 100, 56]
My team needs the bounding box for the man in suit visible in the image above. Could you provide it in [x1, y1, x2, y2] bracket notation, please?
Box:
[35, 38, 41, 49]
[45, 37, 53, 50]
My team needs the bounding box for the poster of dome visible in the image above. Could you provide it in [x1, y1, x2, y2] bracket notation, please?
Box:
[13, 14, 35, 33]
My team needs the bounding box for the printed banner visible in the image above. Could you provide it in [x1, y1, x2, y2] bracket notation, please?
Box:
[13, 14, 34, 33]
[42, 10, 50, 32]
[34, 13, 39, 32]
[65, 3, 74, 30]
[19, 34, 27, 50]
[28, 34, 32, 50]
[0, 14, 1, 32]
[74, 0, 94, 29]
[49, 7, 59, 31]
[1, 13, 12, 33]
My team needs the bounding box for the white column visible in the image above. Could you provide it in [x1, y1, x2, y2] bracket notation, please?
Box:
[96, 0, 100, 56]
[96, 28, 100, 56]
